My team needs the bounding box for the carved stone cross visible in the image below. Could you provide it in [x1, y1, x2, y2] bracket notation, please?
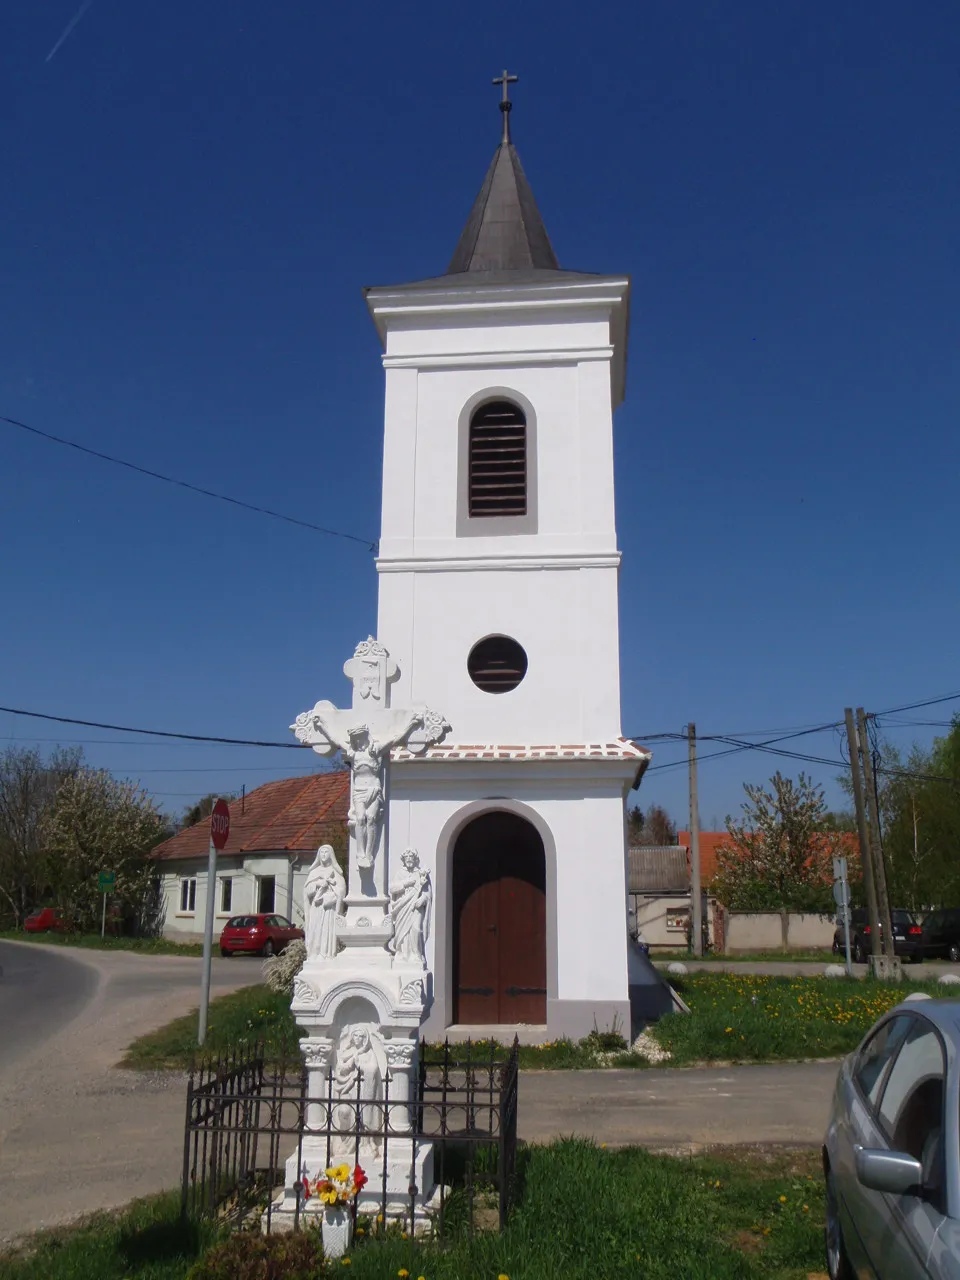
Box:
[291, 638, 449, 916]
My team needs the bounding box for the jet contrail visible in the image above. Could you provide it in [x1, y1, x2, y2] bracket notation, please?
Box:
[45, 0, 95, 62]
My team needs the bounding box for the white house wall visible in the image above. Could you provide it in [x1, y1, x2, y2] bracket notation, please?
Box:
[158, 853, 308, 942]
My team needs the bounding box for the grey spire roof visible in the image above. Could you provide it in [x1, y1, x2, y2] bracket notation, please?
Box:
[446, 141, 560, 274]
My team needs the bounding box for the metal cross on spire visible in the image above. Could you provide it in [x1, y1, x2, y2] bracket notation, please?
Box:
[492, 68, 518, 144]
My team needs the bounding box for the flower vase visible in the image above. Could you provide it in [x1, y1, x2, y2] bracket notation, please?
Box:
[321, 1205, 353, 1259]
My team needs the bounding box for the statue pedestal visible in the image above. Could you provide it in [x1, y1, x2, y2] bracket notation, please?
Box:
[268, 950, 437, 1230]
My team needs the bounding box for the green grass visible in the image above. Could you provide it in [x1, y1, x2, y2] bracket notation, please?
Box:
[119, 984, 293, 1069]
[121, 985, 640, 1072]
[124, 969, 938, 1074]
[0, 929, 204, 957]
[0, 1143, 827, 1280]
[654, 948, 835, 963]
[651, 971, 942, 1064]
[0, 1192, 219, 1280]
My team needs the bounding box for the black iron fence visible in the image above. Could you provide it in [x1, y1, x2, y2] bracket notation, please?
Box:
[182, 1037, 519, 1240]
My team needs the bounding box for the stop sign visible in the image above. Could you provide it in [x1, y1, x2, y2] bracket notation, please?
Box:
[210, 798, 230, 850]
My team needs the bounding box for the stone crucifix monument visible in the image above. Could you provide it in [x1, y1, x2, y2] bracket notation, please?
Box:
[275, 637, 450, 1224]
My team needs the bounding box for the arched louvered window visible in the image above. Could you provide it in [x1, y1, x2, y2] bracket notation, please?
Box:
[468, 400, 527, 518]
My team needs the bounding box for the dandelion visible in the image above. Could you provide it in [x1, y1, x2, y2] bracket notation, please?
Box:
[802, 1204, 809, 1212]
[399, 1271, 410, 1278]
[779, 1195, 787, 1203]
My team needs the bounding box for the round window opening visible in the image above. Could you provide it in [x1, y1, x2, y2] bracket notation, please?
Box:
[467, 635, 528, 694]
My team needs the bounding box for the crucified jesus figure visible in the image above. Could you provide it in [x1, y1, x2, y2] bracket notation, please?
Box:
[310, 709, 423, 869]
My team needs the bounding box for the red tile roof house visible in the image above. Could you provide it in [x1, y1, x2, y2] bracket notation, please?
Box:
[150, 773, 349, 943]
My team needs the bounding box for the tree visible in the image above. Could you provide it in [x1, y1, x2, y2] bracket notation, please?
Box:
[0, 745, 81, 927]
[181, 793, 236, 830]
[866, 719, 960, 912]
[45, 769, 168, 933]
[626, 803, 678, 846]
[713, 771, 845, 914]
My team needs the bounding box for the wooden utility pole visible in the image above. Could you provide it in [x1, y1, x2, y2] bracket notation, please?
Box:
[688, 723, 703, 957]
[858, 708, 895, 961]
[845, 708, 881, 960]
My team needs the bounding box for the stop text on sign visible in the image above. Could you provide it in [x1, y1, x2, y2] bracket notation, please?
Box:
[210, 799, 230, 850]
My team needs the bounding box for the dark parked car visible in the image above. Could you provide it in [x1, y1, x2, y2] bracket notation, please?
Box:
[919, 909, 960, 963]
[833, 908, 923, 964]
[23, 907, 66, 933]
[219, 913, 303, 957]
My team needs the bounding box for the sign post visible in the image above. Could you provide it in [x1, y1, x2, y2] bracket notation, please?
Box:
[199, 799, 230, 1046]
[98, 870, 116, 939]
[833, 855, 852, 977]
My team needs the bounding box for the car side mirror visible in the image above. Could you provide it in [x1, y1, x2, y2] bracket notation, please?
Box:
[855, 1147, 924, 1195]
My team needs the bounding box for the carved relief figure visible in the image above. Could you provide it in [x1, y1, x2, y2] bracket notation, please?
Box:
[303, 845, 346, 959]
[388, 849, 432, 968]
[332, 1023, 388, 1156]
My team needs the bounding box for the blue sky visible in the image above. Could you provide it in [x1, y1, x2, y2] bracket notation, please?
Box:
[1, 0, 957, 829]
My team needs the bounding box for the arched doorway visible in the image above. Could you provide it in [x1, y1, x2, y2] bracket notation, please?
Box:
[452, 811, 547, 1025]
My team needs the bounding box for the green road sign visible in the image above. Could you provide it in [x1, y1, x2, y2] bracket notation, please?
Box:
[98, 870, 116, 893]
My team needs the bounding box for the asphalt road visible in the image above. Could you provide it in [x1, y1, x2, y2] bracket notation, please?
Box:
[0, 942, 100, 1071]
[520, 1060, 838, 1148]
[0, 941, 264, 1242]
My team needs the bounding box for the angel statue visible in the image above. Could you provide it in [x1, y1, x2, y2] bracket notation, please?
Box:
[302, 845, 346, 959]
[331, 1023, 388, 1157]
[388, 848, 432, 968]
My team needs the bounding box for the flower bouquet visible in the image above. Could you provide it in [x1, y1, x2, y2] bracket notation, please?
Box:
[300, 1164, 368, 1258]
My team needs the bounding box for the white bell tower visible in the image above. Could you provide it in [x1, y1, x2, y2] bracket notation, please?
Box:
[364, 77, 649, 1040]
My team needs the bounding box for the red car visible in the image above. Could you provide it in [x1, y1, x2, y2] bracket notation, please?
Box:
[24, 907, 66, 933]
[219, 914, 303, 957]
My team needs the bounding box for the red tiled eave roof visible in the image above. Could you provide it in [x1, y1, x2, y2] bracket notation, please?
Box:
[678, 830, 860, 884]
[151, 772, 349, 861]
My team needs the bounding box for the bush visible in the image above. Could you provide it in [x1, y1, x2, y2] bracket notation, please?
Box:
[185, 1230, 321, 1280]
[262, 939, 307, 994]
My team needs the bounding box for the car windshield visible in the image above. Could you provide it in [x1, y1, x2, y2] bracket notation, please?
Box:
[891, 910, 916, 927]
[227, 916, 258, 928]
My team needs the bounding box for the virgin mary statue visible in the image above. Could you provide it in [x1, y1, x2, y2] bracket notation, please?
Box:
[303, 845, 346, 959]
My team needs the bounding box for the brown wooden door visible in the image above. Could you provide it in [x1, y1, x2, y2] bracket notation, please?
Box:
[454, 812, 547, 1025]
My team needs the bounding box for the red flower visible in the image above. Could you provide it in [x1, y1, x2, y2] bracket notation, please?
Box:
[300, 1175, 311, 1201]
[353, 1165, 368, 1193]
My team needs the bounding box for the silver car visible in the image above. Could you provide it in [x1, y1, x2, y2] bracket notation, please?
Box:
[824, 997, 960, 1278]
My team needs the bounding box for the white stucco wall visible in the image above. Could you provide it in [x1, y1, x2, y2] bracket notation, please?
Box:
[387, 763, 633, 1036]
[367, 276, 634, 1039]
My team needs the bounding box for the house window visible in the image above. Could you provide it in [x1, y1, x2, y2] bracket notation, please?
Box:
[468, 400, 526, 517]
[179, 877, 197, 913]
[220, 877, 233, 914]
[258, 876, 276, 913]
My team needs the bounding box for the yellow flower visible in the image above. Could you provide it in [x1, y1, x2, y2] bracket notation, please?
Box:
[779, 1195, 787, 1203]
[499, 1275, 510, 1280]
[332, 1163, 351, 1182]
[356, 1228, 365, 1236]
[399, 1271, 410, 1278]
[802, 1204, 809, 1212]
[341, 1261, 351, 1268]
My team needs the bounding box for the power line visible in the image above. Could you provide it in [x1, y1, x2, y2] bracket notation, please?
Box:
[0, 705, 309, 749]
[1, 413, 377, 551]
[873, 690, 960, 716]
